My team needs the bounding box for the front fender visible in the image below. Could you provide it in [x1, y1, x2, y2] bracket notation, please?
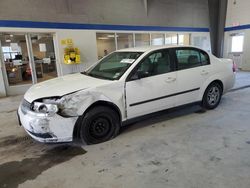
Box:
[58, 84, 126, 121]
[58, 90, 113, 116]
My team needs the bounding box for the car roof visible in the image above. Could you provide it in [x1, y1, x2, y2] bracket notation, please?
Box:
[116, 45, 200, 53]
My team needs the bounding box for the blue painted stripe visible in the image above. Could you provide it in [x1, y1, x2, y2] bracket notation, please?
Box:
[0, 20, 209, 32]
[225, 24, 250, 31]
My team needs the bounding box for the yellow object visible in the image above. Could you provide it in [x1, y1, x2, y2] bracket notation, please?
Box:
[70, 52, 76, 59]
[64, 47, 81, 64]
[66, 39, 73, 45]
[61, 38, 73, 46]
[75, 55, 81, 64]
[64, 55, 70, 64]
[61, 39, 67, 45]
[62, 38, 81, 64]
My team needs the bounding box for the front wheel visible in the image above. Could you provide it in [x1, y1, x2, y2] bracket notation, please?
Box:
[78, 106, 120, 145]
[202, 82, 222, 110]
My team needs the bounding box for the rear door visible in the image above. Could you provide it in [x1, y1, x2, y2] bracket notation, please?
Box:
[125, 49, 177, 119]
[172, 47, 211, 106]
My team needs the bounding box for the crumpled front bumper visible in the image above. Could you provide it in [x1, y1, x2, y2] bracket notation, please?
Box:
[18, 101, 78, 143]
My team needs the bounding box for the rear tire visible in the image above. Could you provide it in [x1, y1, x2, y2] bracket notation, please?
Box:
[202, 82, 222, 110]
[78, 106, 120, 145]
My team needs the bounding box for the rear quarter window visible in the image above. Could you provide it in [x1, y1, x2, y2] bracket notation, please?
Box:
[200, 51, 210, 65]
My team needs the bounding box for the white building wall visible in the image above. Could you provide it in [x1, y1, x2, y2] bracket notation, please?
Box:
[56, 30, 98, 75]
[226, 0, 250, 27]
[224, 0, 250, 71]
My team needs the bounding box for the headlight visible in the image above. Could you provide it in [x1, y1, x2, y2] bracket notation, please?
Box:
[33, 102, 58, 115]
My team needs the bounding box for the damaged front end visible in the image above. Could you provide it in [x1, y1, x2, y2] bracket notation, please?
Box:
[18, 95, 79, 143]
[18, 88, 122, 143]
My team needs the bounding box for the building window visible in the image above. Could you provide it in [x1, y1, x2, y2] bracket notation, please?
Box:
[135, 33, 150, 47]
[178, 34, 190, 45]
[151, 33, 164, 46]
[117, 33, 134, 50]
[231, 35, 244, 53]
[165, 34, 178, 45]
[192, 36, 210, 52]
[96, 33, 116, 59]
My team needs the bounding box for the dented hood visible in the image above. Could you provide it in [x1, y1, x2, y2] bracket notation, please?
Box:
[24, 73, 112, 102]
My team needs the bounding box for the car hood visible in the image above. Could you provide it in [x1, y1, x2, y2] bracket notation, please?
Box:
[24, 73, 112, 102]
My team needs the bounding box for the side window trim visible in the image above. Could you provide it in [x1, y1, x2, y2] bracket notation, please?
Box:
[126, 49, 175, 82]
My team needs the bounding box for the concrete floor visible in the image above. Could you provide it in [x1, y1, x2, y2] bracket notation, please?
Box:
[233, 71, 250, 89]
[1, 72, 250, 188]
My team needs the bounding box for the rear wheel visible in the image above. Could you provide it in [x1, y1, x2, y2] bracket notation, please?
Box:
[202, 82, 222, 109]
[78, 106, 120, 145]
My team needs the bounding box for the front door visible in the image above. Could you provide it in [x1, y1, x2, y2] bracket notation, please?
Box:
[125, 49, 177, 119]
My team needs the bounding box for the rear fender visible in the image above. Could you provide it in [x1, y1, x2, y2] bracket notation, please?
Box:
[198, 74, 225, 101]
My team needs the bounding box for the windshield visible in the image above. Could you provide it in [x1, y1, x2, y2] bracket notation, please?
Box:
[83, 52, 142, 80]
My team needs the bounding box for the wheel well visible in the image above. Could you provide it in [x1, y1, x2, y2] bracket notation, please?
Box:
[73, 101, 122, 140]
[210, 80, 224, 93]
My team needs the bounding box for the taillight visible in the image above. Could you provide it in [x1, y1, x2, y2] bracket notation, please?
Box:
[232, 61, 237, 72]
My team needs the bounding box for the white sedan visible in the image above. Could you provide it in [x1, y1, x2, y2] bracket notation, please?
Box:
[18, 46, 235, 144]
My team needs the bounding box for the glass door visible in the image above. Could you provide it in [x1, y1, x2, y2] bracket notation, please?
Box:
[0, 33, 33, 95]
[228, 33, 244, 70]
[30, 34, 57, 82]
[0, 33, 58, 95]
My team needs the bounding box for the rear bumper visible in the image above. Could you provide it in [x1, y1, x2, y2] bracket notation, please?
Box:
[18, 103, 78, 143]
[223, 73, 236, 94]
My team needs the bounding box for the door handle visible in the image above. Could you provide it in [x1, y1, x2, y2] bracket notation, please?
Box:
[201, 70, 209, 75]
[165, 77, 176, 83]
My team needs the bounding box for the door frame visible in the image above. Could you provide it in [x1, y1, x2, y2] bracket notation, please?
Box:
[125, 49, 177, 118]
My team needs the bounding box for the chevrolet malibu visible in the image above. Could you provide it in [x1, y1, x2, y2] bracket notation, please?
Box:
[18, 46, 235, 144]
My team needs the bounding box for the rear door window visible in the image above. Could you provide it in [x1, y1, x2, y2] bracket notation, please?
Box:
[175, 48, 210, 70]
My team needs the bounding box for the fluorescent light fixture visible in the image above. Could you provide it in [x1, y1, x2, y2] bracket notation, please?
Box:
[5, 39, 11, 42]
[107, 34, 119, 38]
[98, 37, 109, 40]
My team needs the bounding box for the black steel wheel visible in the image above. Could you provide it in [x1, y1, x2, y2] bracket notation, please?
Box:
[78, 106, 120, 145]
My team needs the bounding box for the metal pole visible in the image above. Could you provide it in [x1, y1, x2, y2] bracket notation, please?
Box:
[133, 33, 136, 47]
[115, 33, 118, 50]
[0, 39, 8, 95]
[25, 34, 37, 84]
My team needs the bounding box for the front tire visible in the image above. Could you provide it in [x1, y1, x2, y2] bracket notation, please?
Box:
[202, 82, 222, 109]
[79, 106, 120, 145]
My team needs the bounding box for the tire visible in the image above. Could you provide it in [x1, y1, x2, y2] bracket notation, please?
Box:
[202, 82, 222, 110]
[78, 106, 120, 145]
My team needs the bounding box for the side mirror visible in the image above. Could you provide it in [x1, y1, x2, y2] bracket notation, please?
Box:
[135, 70, 145, 79]
[130, 70, 149, 81]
